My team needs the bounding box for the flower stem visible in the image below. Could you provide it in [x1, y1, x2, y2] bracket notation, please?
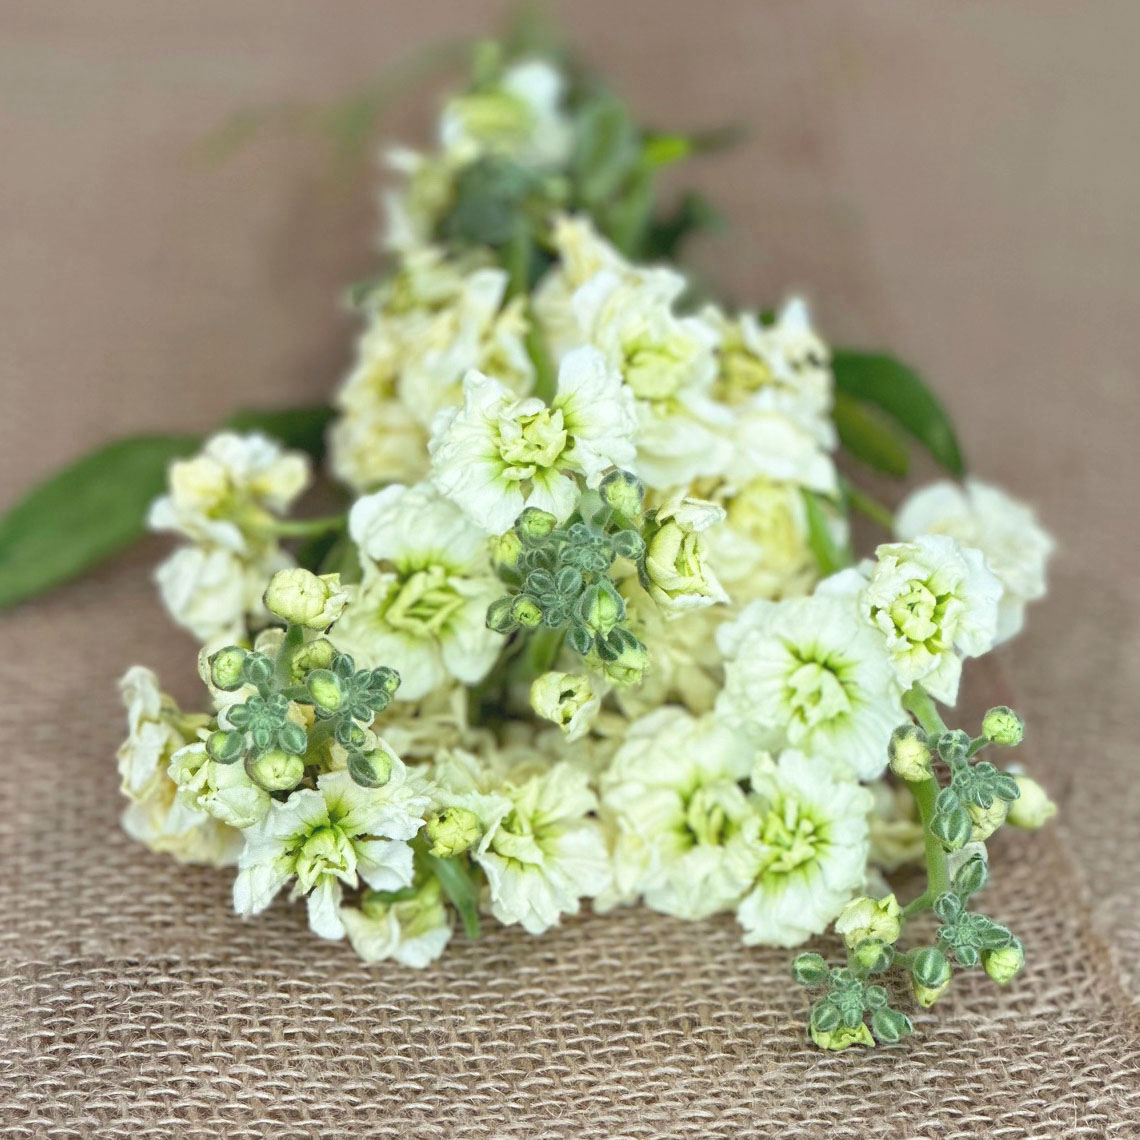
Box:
[270, 514, 347, 538]
[900, 685, 951, 917]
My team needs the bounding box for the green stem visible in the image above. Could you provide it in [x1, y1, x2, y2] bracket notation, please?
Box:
[900, 685, 951, 918]
[521, 627, 566, 681]
[273, 623, 304, 688]
[270, 514, 347, 538]
[842, 480, 896, 531]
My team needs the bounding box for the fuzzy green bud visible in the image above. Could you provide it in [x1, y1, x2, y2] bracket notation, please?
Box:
[510, 595, 544, 629]
[852, 938, 893, 973]
[264, 568, 347, 629]
[888, 724, 933, 782]
[210, 646, 248, 691]
[307, 669, 343, 713]
[577, 582, 624, 637]
[248, 748, 305, 792]
[486, 596, 516, 633]
[291, 638, 336, 678]
[909, 947, 953, 1000]
[599, 468, 645, 518]
[490, 530, 524, 575]
[982, 938, 1025, 985]
[870, 1008, 914, 1044]
[425, 807, 483, 859]
[206, 729, 244, 764]
[936, 729, 972, 763]
[515, 507, 558, 545]
[791, 952, 829, 987]
[931, 806, 973, 851]
[982, 705, 1024, 747]
[967, 798, 1009, 842]
[601, 637, 649, 685]
[1006, 774, 1057, 829]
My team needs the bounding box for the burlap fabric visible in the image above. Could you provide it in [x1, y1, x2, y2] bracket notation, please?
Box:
[3, 2, 1139, 1135]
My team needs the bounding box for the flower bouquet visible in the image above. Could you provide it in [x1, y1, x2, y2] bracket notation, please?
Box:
[2, 20, 1056, 1050]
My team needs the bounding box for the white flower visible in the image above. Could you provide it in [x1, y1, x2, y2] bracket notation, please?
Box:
[716, 594, 903, 781]
[895, 479, 1053, 643]
[330, 482, 505, 700]
[263, 568, 349, 629]
[440, 58, 573, 169]
[429, 346, 637, 534]
[233, 767, 428, 941]
[733, 750, 872, 947]
[154, 543, 291, 644]
[340, 877, 453, 968]
[530, 671, 602, 742]
[148, 432, 309, 552]
[642, 494, 729, 616]
[598, 708, 755, 918]
[475, 760, 610, 934]
[168, 741, 272, 830]
[829, 534, 1002, 704]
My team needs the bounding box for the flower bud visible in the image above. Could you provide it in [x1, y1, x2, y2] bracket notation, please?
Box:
[910, 947, 952, 997]
[982, 705, 1024, 747]
[307, 668, 342, 713]
[810, 1021, 874, 1052]
[1006, 774, 1057, 829]
[599, 469, 645, 518]
[248, 748, 305, 791]
[642, 496, 728, 616]
[486, 595, 517, 633]
[425, 807, 483, 858]
[936, 729, 971, 763]
[206, 729, 244, 764]
[530, 671, 599, 741]
[931, 806, 973, 851]
[515, 507, 558, 545]
[888, 724, 933, 782]
[510, 595, 544, 629]
[490, 530, 524, 575]
[982, 938, 1025, 985]
[577, 582, 624, 637]
[263, 568, 348, 629]
[852, 938, 893, 973]
[291, 637, 336, 678]
[967, 798, 1009, 842]
[277, 720, 308, 756]
[210, 646, 248, 691]
[601, 636, 649, 686]
[835, 894, 901, 950]
[348, 747, 393, 789]
[791, 952, 829, 987]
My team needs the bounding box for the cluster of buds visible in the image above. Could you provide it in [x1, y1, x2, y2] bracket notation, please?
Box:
[486, 470, 650, 684]
[204, 568, 401, 791]
[792, 954, 914, 1050]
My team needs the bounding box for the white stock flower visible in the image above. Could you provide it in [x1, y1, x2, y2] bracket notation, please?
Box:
[895, 479, 1053, 643]
[829, 534, 1002, 705]
[429, 346, 637, 534]
[475, 760, 610, 934]
[330, 482, 505, 701]
[642, 494, 729, 616]
[154, 544, 290, 644]
[340, 877, 453, 969]
[233, 767, 428, 941]
[167, 741, 272, 831]
[733, 750, 872, 947]
[440, 58, 573, 168]
[598, 708, 754, 918]
[147, 432, 309, 552]
[530, 671, 602, 742]
[716, 594, 903, 781]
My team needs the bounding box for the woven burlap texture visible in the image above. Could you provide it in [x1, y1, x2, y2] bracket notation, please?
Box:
[3, 1, 1139, 1136]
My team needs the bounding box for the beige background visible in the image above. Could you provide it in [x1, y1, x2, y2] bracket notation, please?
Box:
[2, 1, 1139, 1135]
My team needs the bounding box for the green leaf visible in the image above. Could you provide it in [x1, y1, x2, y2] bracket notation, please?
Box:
[802, 491, 853, 577]
[641, 191, 725, 261]
[0, 434, 200, 611]
[572, 94, 640, 206]
[832, 350, 965, 475]
[833, 390, 910, 478]
[223, 404, 335, 461]
[426, 853, 482, 940]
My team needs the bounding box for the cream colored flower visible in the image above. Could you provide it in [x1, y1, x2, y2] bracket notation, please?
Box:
[263, 568, 349, 629]
[440, 58, 573, 169]
[330, 482, 505, 700]
[475, 759, 610, 934]
[734, 751, 873, 947]
[429, 347, 637, 534]
[598, 708, 754, 918]
[167, 741, 272, 830]
[834, 893, 901, 949]
[827, 534, 1003, 705]
[642, 494, 729, 616]
[148, 432, 309, 553]
[895, 479, 1053, 643]
[233, 767, 428, 940]
[530, 671, 602, 742]
[340, 877, 453, 968]
[716, 594, 903, 781]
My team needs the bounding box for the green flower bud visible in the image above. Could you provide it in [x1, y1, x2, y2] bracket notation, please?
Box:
[209, 646, 248, 691]
[931, 806, 973, 851]
[425, 807, 483, 858]
[530, 671, 597, 738]
[248, 748, 305, 791]
[936, 729, 971, 763]
[911, 976, 952, 1008]
[810, 1021, 874, 1052]
[1006, 774, 1057, 829]
[888, 724, 933, 782]
[264, 568, 348, 629]
[852, 938, 893, 973]
[307, 669, 343, 713]
[206, 729, 244, 764]
[982, 938, 1025, 985]
[510, 595, 544, 629]
[791, 952, 829, 987]
[490, 530, 524, 575]
[967, 798, 1009, 842]
[870, 1008, 913, 1044]
[241, 652, 275, 687]
[835, 894, 901, 950]
[601, 636, 649, 686]
[291, 637, 337, 678]
[577, 581, 624, 637]
[610, 529, 645, 560]
[349, 747, 393, 788]
[951, 852, 989, 897]
[599, 468, 645, 518]
[982, 705, 1024, 747]
[486, 595, 517, 633]
[910, 947, 953, 994]
[515, 507, 558, 545]
[372, 666, 400, 696]
[277, 720, 308, 755]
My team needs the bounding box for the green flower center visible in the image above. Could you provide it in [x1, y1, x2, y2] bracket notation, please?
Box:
[878, 578, 951, 651]
[624, 338, 691, 400]
[716, 342, 774, 403]
[452, 91, 535, 150]
[294, 825, 356, 892]
[784, 651, 853, 731]
[758, 799, 823, 876]
[498, 408, 567, 473]
[684, 783, 738, 846]
[383, 566, 466, 638]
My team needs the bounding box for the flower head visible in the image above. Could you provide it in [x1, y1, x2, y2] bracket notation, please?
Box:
[340, 877, 453, 968]
[641, 494, 729, 616]
[716, 594, 903, 780]
[429, 346, 637, 534]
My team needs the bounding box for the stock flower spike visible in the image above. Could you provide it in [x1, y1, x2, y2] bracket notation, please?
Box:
[13, 24, 1054, 1051]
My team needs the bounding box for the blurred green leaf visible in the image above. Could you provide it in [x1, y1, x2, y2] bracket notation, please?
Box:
[832, 350, 965, 476]
[426, 852, 482, 939]
[572, 94, 641, 206]
[802, 491, 853, 577]
[642, 190, 725, 261]
[0, 435, 199, 610]
[833, 390, 910, 478]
